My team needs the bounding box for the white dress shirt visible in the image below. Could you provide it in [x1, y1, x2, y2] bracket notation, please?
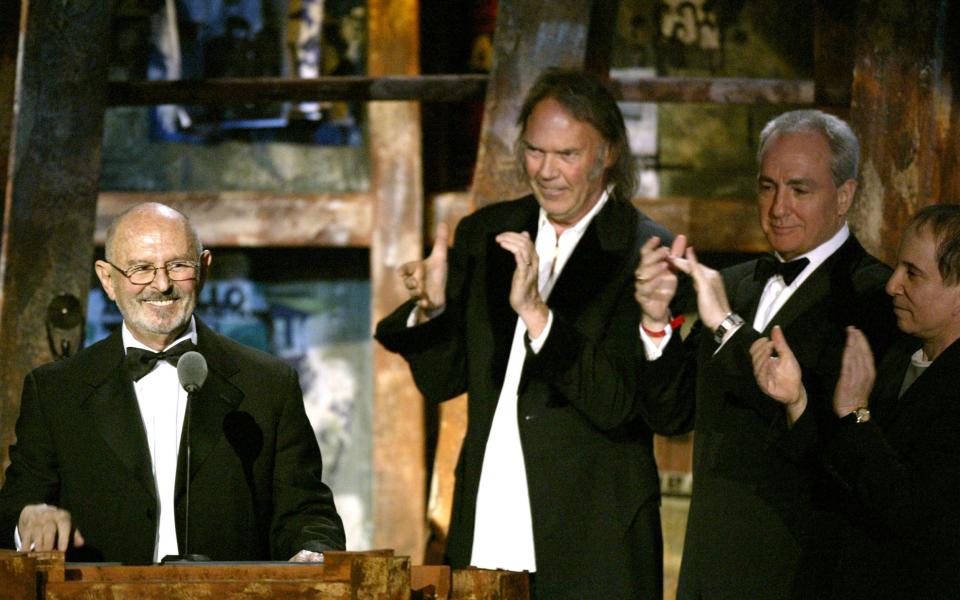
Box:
[469, 190, 611, 572]
[752, 223, 850, 331]
[123, 318, 198, 562]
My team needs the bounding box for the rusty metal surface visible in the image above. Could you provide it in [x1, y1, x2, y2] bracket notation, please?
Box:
[367, 0, 427, 564]
[97, 191, 373, 248]
[470, 0, 598, 208]
[0, 0, 113, 483]
[847, 0, 952, 266]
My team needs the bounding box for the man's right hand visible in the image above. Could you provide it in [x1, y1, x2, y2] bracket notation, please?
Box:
[635, 235, 687, 330]
[833, 327, 876, 418]
[399, 222, 449, 324]
[18, 504, 84, 552]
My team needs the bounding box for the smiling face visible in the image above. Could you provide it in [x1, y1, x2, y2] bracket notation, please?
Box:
[886, 225, 960, 359]
[520, 97, 613, 231]
[95, 206, 211, 350]
[757, 131, 855, 260]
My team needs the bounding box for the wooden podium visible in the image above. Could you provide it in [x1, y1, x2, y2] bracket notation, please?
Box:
[0, 549, 530, 599]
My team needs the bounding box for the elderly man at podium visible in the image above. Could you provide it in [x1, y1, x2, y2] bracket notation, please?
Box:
[0, 203, 345, 563]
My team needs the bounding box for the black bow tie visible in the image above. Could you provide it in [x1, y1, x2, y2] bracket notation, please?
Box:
[125, 339, 195, 382]
[754, 254, 810, 285]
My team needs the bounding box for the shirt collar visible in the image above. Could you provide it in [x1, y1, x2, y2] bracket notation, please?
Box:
[537, 186, 611, 240]
[776, 222, 850, 272]
[122, 316, 198, 353]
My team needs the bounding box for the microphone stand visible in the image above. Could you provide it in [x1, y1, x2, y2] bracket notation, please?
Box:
[161, 387, 209, 563]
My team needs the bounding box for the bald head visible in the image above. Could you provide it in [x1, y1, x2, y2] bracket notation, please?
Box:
[104, 203, 203, 264]
[96, 202, 209, 350]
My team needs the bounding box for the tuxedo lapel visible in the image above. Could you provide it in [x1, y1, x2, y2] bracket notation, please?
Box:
[732, 264, 768, 323]
[547, 199, 635, 325]
[485, 198, 539, 384]
[175, 320, 243, 502]
[766, 261, 833, 333]
[883, 338, 960, 435]
[81, 330, 158, 504]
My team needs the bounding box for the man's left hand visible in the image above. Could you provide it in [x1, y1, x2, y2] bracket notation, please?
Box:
[289, 549, 324, 562]
[750, 326, 807, 425]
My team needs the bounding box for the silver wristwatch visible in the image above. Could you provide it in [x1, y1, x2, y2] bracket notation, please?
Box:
[713, 312, 745, 345]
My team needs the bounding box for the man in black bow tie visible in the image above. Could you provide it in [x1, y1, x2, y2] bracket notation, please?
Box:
[633, 110, 897, 599]
[0, 203, 344, 563]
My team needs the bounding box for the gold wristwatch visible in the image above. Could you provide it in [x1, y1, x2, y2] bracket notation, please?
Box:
[852, 407, 871, 423]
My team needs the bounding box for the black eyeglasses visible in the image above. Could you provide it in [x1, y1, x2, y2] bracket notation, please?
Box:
[105, 259, 200, 285]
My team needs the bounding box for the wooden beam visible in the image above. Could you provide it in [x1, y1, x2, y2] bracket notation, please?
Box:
[105, 73, 837, 108]
[367, 0, 426, 563]
[610, 76, 824, 106]
[848, 0, 955, 264]
[0, 0, 114, 481]
[430, 192, 767, 254]
[96, 192, 373, 247]
[97, 190, 767, 255]
[814, 0, 856, 112]
[0, 0, 18, 235]
[107, 74, 489, 106]
[470, 0, 600, 208]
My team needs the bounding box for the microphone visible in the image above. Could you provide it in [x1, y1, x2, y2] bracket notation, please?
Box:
[177, 351, 207, 393]
[162, 351, 210, 563]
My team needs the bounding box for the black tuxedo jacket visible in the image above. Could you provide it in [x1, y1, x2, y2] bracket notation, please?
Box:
[641, 235, 897, 600]
[376, 195, 673, 600]
[800, 335, 960, 600]
[0, 319, 345, 563]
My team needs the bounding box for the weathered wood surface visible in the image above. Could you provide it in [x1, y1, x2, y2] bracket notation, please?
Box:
[106, 73, 836, 108]
[0, 0, 114, 483]
[108, 74, 489, 106]
[428, 192, 767, 253]
[42, 551, 408, 600]
[848, 0, 958, 264]
[470, 0, 603, 208]
[411, 564, 451, 600]
[367, 0, 427, 564]
[98, 192, 373, 247]
[0, 0, 19, 236]
[97, 191, 767, 254]
[611, 76, 823, 106]
[814, 0, 855, 112]
[451, 568, 531, 600]
[0, 550, 531, 600]
[0, 550, 36, 600]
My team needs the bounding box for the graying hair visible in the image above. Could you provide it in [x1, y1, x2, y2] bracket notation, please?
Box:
[757, 109, 860, 187]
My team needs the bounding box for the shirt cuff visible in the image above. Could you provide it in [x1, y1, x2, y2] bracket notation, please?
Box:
[405, 305, 445, 327]
[639, 324, 673, 360]
[14, 525, 22, 551]
[528, 310, 553, 353]
[714, 322, 744, 352]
